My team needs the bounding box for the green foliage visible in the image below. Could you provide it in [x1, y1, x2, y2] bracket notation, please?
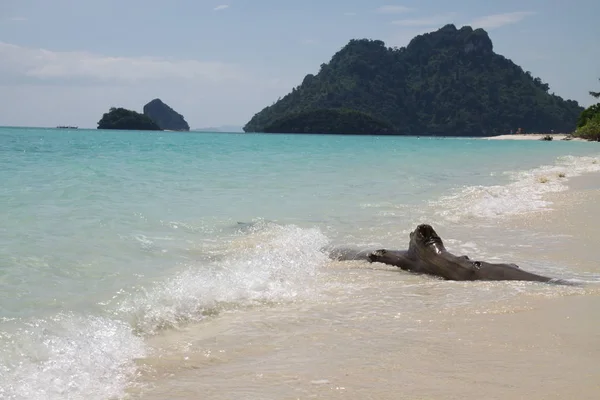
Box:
[244, 25, 583, 136]
[263, 108, 394, 134]
[574, 79, 600, 139]
[97, 107, 161, 131]
[577, 103, 600, 128]
[574, 113, 600, 141]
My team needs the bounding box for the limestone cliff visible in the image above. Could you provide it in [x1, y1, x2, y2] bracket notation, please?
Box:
[143, 99, 190, 131]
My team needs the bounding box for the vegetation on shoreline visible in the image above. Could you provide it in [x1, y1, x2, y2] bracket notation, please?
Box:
[244, 25, 583, 136]
[97, 107, 161, 131]
[574, 79, 600, 141]
[576, 116, 600, 141]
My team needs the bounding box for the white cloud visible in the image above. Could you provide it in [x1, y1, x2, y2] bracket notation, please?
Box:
[0, 75, 293, 129]
[0, 42, 297, 128]
[469, 11, 535, 30]
[9, 17, 28, 22]
[375, 5, 412, 14]
[392, 12, 458, 27]
[0, 41, 244, 84]
[213, 4, 230, 11]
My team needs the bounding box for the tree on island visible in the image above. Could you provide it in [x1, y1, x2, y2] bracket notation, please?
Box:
[574, 79, 600, 141]
[263, 108, 394, 134]
[97, 107, 161, 130]
[590, 78, 600, 98]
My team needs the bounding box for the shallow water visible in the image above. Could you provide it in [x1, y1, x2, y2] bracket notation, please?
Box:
[0, 127, 599, 399]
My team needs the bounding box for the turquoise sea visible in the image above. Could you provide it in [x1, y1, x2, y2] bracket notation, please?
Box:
[1, 127, 600, 399]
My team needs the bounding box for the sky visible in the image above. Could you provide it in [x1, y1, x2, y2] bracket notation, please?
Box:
[0, 0, 599, 129]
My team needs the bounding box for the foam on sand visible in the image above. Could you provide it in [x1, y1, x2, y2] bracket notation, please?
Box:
[433, 154, 600, 222]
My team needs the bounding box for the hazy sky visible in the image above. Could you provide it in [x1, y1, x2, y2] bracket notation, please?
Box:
[1, 0, 598, 129]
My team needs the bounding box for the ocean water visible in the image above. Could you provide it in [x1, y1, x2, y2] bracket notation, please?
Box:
[1, 127, 599, 400]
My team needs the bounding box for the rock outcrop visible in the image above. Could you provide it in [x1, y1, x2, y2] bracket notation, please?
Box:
[143, 99, 190, 131]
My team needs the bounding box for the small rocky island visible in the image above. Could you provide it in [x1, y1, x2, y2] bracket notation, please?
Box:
[143, 98, 190, 131]
[96, 99, 190, 131]
[97, 107, 161, 130]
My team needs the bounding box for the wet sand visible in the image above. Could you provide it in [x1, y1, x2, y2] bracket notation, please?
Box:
[129, 174, 600, 400]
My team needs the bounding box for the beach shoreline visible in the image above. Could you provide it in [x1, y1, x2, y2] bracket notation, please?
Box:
[3, 127, 599, 400]
[133, 167, 600, 400]
[485, 133, 586, 141]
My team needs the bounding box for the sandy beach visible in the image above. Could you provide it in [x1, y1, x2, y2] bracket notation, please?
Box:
[486, 133, 585, 141]
[132, 171, 600, 400]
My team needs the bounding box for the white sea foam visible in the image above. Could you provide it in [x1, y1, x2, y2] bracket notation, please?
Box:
[0, 314, 145, 400]
[0, 223, 329, 400]
[433, 155, 600, 222]
[115, 223, 330, 335]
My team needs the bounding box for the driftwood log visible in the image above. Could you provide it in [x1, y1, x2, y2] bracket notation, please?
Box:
[331, 224, 572, 285]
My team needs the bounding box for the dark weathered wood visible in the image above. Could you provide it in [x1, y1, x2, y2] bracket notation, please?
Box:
[332, 224, 574, 285]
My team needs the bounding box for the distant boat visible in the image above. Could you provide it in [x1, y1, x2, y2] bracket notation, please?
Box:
[56, 126, 78, 129]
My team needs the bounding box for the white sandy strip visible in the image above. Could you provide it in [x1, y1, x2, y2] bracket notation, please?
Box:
[485, 134, 584, 141]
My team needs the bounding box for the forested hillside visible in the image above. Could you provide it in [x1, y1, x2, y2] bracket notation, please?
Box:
[244, 25, 582, 136]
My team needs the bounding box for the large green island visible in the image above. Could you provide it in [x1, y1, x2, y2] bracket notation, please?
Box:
[244, 24, 583, 136]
